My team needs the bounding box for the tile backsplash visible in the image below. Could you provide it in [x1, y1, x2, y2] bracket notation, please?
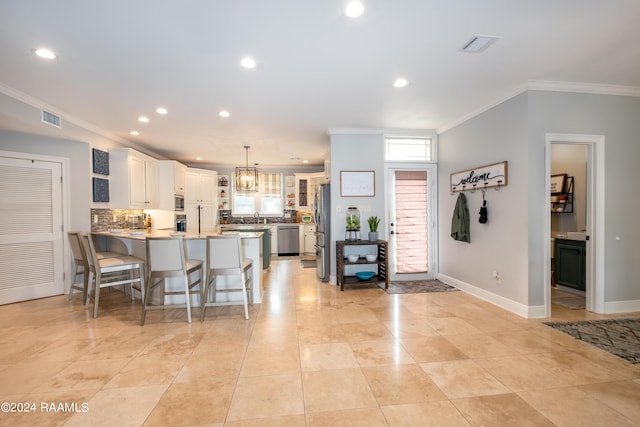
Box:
[90, 208, 144, 232]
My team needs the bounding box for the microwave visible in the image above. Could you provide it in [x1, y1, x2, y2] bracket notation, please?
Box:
[175, 194, 185, 211]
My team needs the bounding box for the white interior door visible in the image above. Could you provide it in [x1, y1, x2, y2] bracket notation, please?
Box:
[0, 155, 64, 304]
[386, 165, 437, 281]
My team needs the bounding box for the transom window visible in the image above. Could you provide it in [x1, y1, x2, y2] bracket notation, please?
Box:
[233, 173, 283, 216]
[385, 136, 436, 162]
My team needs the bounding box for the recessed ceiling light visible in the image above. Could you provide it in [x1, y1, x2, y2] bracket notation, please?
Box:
[156, 107, 168, 115]
[33, 48, 56, 59]
[241, 57, 256, 69]
[345, 1, 364, 18]
[129, 130, 140, 136]
[460, 35, 500, 53]
[196, 157, 203, 161]
[393, 78, 409, 88]
[219, 110, 230, 118]
[138, 116, 149, 123]
[303, 160, 309, 163]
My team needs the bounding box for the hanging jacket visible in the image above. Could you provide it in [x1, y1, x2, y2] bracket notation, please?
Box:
[451, 192, 470, 243]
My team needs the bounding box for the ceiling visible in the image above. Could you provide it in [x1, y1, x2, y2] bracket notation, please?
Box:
[1, 1, 639, 168]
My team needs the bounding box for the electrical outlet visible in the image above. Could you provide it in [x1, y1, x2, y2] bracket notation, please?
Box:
[336, 205, 342, 213]
[113, 215, 117, 222]
[93, 214, 98, 223]
[493, 271, 501, 284]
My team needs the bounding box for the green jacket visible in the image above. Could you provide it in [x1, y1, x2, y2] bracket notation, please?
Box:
[451, 192, 470, 243]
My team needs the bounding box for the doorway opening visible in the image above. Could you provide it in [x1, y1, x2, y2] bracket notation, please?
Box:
[545, 134, 605, 316]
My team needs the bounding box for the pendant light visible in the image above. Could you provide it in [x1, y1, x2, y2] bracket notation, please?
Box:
[235, 145, 258, 192]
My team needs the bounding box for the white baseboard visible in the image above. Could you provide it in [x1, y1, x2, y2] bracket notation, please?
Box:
[437, 273, 546, 319]
[604, 299, 640, 314]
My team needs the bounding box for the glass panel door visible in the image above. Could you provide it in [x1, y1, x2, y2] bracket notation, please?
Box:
[386, 165, 437, 281]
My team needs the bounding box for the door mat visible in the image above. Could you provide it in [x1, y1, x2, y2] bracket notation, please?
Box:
[380, 279, 459, 295]
[543, 318, 640, 363]
[300, 259, 316, 268]
[551, 288, 586, 309]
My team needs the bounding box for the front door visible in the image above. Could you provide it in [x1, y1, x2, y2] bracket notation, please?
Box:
[0, 154, 64, 304]
[386, 165, 437, 281]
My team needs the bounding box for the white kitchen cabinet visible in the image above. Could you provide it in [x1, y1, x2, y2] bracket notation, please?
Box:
[185, 204, 216, 233]
[185, 168, 217, 232]
[109, 148, 159, 209]
[270, 225, 278, 255]
[295, 172, 325, 210]
[158, 160, 187, 210]
[185, 169, 216, 205]
[302, 223, 316, 255]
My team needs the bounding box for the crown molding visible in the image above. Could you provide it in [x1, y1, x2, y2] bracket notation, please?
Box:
[438, 80, 640, 134]
[326, 127, 436, 136]
[437, 83, 529, 134]
[527, 80, 640, 97]
[0, 82, 132, 146]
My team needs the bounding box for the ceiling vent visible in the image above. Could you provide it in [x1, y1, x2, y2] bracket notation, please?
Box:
[41, 110, 61, 128]
[461, 35, 500, 53]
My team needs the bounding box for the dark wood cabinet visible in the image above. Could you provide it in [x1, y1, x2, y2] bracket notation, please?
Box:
[554, 238, 586, 291]
[336, 240, 388, 291]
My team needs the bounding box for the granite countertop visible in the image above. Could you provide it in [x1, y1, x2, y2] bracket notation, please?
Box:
[94, 229, 263, 240]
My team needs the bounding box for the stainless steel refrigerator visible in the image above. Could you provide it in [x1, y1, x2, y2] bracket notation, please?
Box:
[313, 183, 331, 281]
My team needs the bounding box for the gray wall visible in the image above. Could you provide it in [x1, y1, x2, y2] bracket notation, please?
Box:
[439, 90, 640, 309]
[551, 144, 587, 234]
[528, 91, 640, 304]
[0, 130, 91, 231]
[438, 94, 531, 305]
[329, 132, 387, 283]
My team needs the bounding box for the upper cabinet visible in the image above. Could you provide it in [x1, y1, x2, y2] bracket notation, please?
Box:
[295, 172, 326, 210]
[185, 168, 217, 205]
[109, 148, 159, 209]
[158, 160, 187, 210]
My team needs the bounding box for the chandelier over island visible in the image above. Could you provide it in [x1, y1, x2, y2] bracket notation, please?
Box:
[235, 145, 259, 192]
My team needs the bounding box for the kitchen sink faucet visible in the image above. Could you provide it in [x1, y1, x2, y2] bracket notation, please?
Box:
[254, 211, 260, 224]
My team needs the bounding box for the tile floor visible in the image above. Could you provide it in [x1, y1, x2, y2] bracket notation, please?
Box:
[1, 259, 639, 426]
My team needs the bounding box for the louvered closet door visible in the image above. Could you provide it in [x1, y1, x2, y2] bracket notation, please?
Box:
[0, 156, 64, 304]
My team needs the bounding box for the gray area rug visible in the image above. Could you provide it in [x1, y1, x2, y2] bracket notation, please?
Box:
[381, 279, 458, 295]
[551, 288, 586, 309]
[544, 318, 640, 363]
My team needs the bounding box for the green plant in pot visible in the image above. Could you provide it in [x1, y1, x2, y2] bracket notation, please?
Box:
[367, 216, 380, 241]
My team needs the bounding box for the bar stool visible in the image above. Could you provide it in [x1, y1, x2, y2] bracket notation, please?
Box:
[67, 231, 123, 302]
[202, 235, 253, 321]
[141, 236, 204, 325]
[80, 233, 145, 318]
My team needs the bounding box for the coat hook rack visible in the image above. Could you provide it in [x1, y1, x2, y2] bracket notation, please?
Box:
[450, 161, 508, 194]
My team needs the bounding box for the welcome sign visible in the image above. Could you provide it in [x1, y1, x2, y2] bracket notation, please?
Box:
[450, 161, 508, 193]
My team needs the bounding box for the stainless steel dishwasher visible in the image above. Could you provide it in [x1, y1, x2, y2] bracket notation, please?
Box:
[277, 225, 300, 255]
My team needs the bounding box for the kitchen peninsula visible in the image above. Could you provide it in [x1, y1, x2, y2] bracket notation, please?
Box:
[93, 229, 264, 305]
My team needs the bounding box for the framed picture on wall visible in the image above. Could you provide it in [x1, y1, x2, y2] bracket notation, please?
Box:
[550, 173, 566, 194]
[340, 170, 375, 197]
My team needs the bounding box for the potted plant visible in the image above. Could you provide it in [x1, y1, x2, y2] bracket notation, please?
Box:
[367, 216, 380, 241]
